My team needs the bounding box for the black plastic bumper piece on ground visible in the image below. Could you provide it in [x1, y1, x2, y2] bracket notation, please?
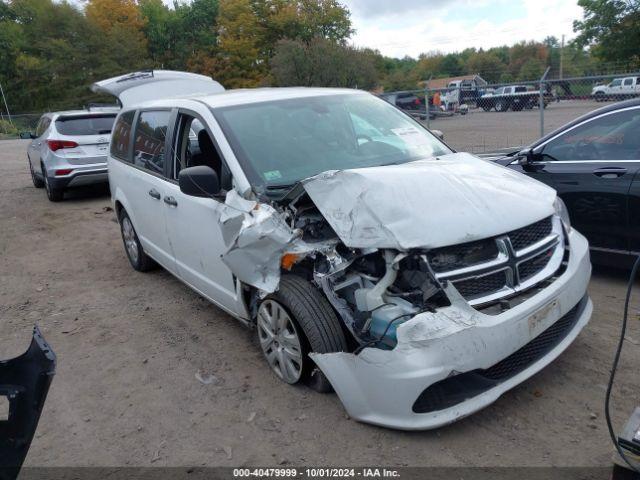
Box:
[412, 295, 588, 414]
[0, 326, 56, 480]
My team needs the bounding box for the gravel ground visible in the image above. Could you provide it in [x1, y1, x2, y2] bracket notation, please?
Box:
[1, 138, 639, 469]
[428, 100, 604, 153]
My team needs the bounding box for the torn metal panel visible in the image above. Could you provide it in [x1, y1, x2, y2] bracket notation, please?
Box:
[302, 152, 556, 250]
[0, 326, 56, 479]
[219, 191, 323, 293]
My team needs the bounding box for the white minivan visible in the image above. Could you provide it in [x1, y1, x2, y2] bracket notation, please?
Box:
[95, 71, 592, 430]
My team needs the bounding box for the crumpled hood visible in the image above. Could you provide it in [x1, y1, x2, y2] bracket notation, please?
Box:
[302, 152, 556, 250]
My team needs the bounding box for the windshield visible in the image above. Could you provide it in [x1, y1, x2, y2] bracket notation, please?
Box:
[213, 93, 451, 187]
[55, 114, 116, 136]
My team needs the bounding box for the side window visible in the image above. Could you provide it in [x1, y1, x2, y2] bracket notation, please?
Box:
[35, 117, 50, 137]
[624, 78, 633, 86]
[133, 110, 170, 176]
[110, 111, 135, 161]
[172, 113, 229, 190]
[611, 79, 622, 87]
[542, 108, 640, 161]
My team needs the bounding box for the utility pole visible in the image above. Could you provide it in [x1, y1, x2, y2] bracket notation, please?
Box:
[0, 80, 12, 125]
[559, 34, 565, 80]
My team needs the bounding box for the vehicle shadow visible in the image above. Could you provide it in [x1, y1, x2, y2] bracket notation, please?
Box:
[62, 183, 110, 202]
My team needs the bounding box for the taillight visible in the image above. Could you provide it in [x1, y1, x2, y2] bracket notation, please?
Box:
[47, 140, 78, 151]
[54, 169, 74, 176]
[415, 98, 421, 105]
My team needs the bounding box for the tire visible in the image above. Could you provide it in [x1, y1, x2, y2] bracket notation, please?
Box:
[257, 275, 348, 393]
[481, 104, 492, 112]
[29, 159, 44, 188]
[42, 165, 63, 202]
[594, 92, 605, 102]
[495, 100, 508, 112]
[118, 209, 156, 272]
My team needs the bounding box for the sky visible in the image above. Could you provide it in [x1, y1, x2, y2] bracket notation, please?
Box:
[341, 0, 584, 58]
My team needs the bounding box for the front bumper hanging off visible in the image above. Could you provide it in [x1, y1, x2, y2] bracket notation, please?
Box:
[312, 229, 592, 430]
[0, 326, 56, 480]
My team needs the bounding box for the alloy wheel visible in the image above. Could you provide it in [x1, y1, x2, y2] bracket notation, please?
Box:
[257, 300, 304, 384]
[121, 217, 139, 265]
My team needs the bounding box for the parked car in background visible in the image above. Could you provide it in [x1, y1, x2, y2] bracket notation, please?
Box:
[95, 70, 591, 431]
[23, 108, 119, 201]
[379, 91, 425, 111]
[494, 98, 640, 267]
[592, 77, 640, 101]
[478, 85, 550, 112]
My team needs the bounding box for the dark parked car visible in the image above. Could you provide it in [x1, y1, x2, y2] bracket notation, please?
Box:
[494, 98, 640, 266]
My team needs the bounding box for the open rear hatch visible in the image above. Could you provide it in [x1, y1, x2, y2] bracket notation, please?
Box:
[91, 70, 225, 107]
[0, 326, 56, 480]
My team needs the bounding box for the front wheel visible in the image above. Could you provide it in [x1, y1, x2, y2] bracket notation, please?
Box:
[257, 275, 348, 393]
[495, 100, 508, 112]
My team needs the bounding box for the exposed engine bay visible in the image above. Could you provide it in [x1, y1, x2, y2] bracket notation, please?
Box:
[278, 190, 451, 350]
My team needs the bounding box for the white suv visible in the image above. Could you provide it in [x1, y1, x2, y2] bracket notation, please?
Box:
[25, 108, 118, 201]
[97, 71, 592, 430]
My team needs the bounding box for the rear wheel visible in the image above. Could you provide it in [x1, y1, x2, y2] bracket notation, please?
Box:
[118, 209, 156, 272]
[257, 275, 348, 393]
[42, 165, 63, 202]
[29, 159, 44, 188]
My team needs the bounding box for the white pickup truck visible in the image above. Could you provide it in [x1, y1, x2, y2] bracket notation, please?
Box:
[592, 76, 640, 101]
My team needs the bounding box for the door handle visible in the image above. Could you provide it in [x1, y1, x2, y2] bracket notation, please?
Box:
[593, 167, 627, 178]
[163, 196, 178, 207]
[148, 189, 161, 200]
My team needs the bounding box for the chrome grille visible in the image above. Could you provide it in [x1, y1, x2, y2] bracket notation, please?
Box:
[431, 216, 564, 306]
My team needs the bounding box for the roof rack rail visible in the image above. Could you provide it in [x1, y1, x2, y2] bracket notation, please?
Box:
[84, 102, 120, 111]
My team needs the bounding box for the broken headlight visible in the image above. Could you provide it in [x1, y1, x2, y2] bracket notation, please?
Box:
[554, 196, 572, 234]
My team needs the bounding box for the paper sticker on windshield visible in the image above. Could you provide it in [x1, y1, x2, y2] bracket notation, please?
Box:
[391, 127, 429, 147]
[263, 170, 283, 181]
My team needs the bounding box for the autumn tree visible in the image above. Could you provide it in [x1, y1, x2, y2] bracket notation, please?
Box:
[465, 52, 505, 83]
[194, 0, 265, 88]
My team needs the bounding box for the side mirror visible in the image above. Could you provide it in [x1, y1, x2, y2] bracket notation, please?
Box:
[178, 165, 220, 198]
[431, 129, 444, 141]
[19, 132, 34, 139]
[516, 148, 537, 165]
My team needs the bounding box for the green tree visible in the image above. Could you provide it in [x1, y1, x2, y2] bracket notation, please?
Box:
[573, 0, 640, 64]
[271, 37, 377, 89]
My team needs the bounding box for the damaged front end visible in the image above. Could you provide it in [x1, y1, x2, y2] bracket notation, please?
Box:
[218, 160, 592, 430]
[0, 326, 56, 479]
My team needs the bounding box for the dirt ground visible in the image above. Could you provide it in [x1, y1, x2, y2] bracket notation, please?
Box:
[1, 138, 639, 469]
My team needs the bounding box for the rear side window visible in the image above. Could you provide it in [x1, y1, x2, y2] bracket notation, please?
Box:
[35, 116, 51, 137]
[111, 111, 135, 161]
[55, 115, 116, 136]
[133, 110, 171, 176]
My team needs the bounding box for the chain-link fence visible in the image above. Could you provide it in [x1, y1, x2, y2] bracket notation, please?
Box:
[383, 69, 640, 154]
[0, 113, 43, 140]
